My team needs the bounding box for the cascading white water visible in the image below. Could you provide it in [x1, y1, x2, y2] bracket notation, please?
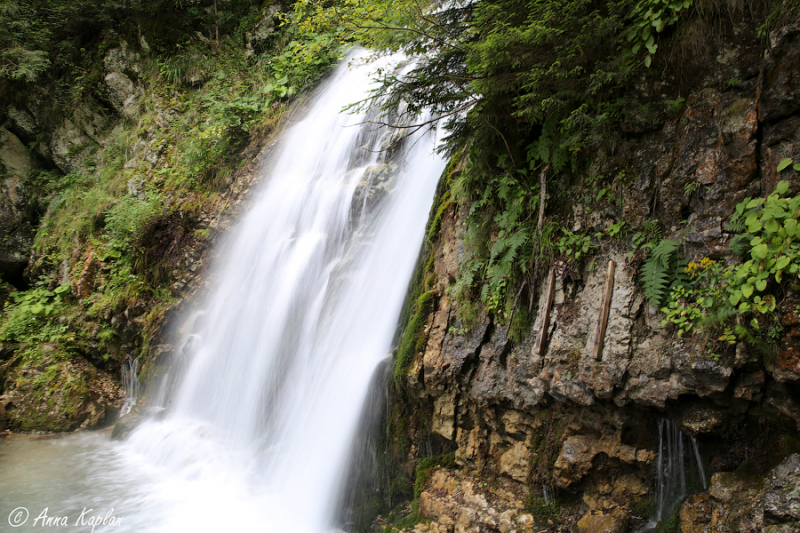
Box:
[636, 419, 707, 531]
[116, 49, 444, 532]
[654, 419, 707, 522]
[0, 49, 444, 533]
[120, 355, 140, 416]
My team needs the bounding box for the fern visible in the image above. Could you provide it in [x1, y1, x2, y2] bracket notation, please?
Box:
[640, 239, 681, 307]
[642, 220, 662, 239]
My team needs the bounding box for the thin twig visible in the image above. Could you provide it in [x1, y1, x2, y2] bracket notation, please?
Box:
[359, 100, 475, 130]
[487, 121, 515, 167]
[529, 164, 550, 312]
[351, 22, 464, 52]
[505, 281, 527, 337]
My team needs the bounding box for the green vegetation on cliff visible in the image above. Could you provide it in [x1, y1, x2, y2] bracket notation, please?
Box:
[301, 0, 800, 354]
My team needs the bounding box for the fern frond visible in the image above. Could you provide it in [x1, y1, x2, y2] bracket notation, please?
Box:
[651, 239, 680, 268]
[640, 258, 670, 307]
[641, 239, 681, 307]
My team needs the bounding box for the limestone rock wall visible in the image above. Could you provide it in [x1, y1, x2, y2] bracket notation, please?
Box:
[388, 22, 800, 533]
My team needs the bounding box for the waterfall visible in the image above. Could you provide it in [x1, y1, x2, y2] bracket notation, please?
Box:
[637, 419, 707, 531]
[120, 354, 140, 416]
[108, 49, 446, 533]
[335, 358, 392, 531]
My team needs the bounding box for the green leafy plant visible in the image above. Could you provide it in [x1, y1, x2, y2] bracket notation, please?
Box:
[777, 157, 800, 173]
[608, 220, 627, 239]
[658, 180, 800, 350]
[725, 181, 799, 312]
[660, 257, 726, 337]
[640, 239, 684, 307]
[0, 284, 71, 344]
[558, 230, 595, 261]
[684, 180, 702, 196]
[624, 0, 693, 67]
[666, 96, 686, 113]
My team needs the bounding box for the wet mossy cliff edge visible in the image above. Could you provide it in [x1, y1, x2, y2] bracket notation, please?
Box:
[373, 20, 800, 533]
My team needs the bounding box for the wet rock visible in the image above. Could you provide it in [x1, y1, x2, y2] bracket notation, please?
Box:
[111, 408, 145, 440]
[658, 89, 757, 255]
[103, 40, 142, 116]
[417, 468, 527, 533]
[0, 127, 38, 282]
[679, 493, 712, 533]
[351, 162, 397, 221]
[763, 526, 800, 533]
[761, 24, 800, 122]
[432, 390, 456, 440]
[245, 5, 281, 57]
[764, 454, 800, 525]
[576, 507, 627, 533]
[675, 403, 726, 435]
[765, 382, 800, 431]
[709, 472, 745, 503]
[733, 371, 764, 401]
[497, 441, 530, 483]
[553, 433, 651, 488]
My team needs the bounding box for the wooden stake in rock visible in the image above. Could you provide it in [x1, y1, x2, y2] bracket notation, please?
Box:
[593, 260, 616, 360]
[534, 266, 556, 356]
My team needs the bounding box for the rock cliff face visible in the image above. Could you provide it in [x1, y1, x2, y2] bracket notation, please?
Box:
[0, 127, 39, 286]
[383, 22, 800, 533]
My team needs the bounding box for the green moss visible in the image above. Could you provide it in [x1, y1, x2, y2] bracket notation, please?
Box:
[633, 496, 655, 519]
[785, 433, 800, 455]
[425, 190, 452, 248]
[8, 356, 93, 431]
[655, 504, 681, 533]
[384, 453, 456, 531]
[414, 453, 455, 500]
[525, 495, 560, 526]
[526, 409, 564, 489]
[506, 295, 531, 343]
[392, 416, 412, 453]
[393, 291, 434, 385]
[389, 477, 414, 502]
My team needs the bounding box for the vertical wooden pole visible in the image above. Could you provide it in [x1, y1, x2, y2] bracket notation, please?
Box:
[593, 260, 616, 360]
[214, 0, 219, 42]
[534, 266, 556, 356]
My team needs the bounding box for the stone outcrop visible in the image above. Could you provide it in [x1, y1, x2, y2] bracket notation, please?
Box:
[245, 4, 281, 57]
[764, 455, 800, 526]
[103, 40, 143, 117]
[386, 19, 800, 533]
[0, 350, 123, 432]
[414, 468, 534, 533]
[0, 127, 38, 284]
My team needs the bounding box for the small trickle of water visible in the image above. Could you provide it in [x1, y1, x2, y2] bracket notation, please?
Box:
[639, 419, 707, 531]
[120, 354, 140, 416]
[543, 485, 555, 506]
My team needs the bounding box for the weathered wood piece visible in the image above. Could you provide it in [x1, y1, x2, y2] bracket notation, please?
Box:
[534, 266, 557, 356]
[592, 260, 616, 360]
